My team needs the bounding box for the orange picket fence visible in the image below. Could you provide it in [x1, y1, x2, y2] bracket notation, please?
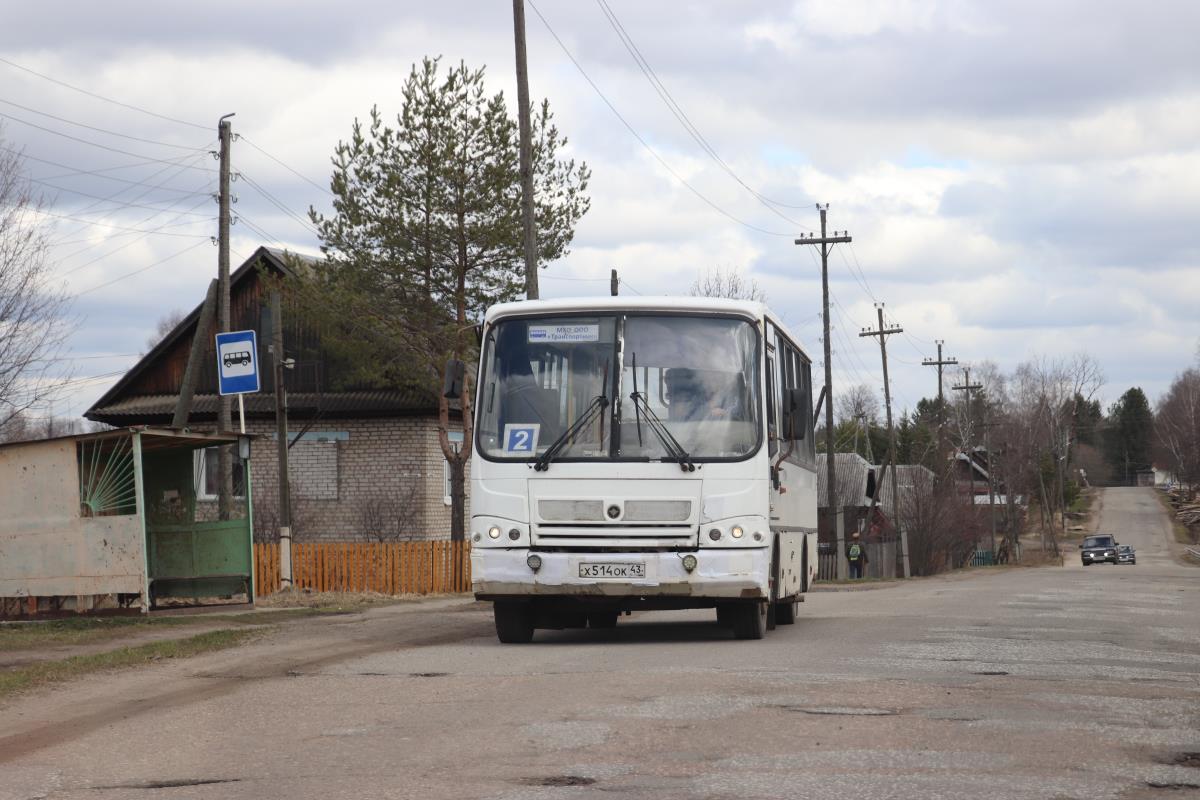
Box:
[253, 540, 472, 596]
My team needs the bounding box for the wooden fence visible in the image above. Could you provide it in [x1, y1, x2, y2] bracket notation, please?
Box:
[254, 541, 471, 596]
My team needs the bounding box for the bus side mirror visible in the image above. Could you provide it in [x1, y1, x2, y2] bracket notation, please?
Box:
[443, 359, 465, 400]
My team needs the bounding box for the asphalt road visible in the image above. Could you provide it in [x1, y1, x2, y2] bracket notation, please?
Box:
[1, 487, 1197, 800]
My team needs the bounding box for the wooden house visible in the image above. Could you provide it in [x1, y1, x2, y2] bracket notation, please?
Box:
[85, 247, 465, 543]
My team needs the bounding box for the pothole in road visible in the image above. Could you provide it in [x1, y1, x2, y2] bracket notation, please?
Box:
[973, 670, 1010, 676]
[1146, 781, 1200, 790]
[778, 706, 896, 717]
[523, 776, 597, 787]
[1159, 752, 1200, 769]
[410, 671, 449, 678]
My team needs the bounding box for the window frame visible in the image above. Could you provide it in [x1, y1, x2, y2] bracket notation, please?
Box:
[194, 446, 246, 502]
[475, 310, 764, 465]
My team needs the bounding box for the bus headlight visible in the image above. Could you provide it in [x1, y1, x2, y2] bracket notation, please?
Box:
[731, 525, 744, 539]
[488, 525, 502, 540]
[681, 554, 698, 572]
[526, 554, 542, 572]
[708, 528, 722, 541]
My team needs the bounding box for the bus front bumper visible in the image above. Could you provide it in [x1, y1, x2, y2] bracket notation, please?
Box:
[471, 548, 769, 599]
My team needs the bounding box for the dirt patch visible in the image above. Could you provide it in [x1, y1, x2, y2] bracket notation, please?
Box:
[255, 589, 422, 610]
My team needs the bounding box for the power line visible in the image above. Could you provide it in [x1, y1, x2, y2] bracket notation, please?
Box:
[0, 96, 208, 152]
[29, 178, 212, 216]
[56, 194, 214, 278]
[71, 239, 211, 297]
[237, 171, 320, 237]
[239, 135, 332, 197]
[235, 214, 286, 248]
[0, 144, 215, 187]
[50, 152, 216, 250]
[0, 55, 209, 130]
[36, 207, 211, 238]
[593, 0, 813, 227]
[525, 0, 797, 239]
[541, 274, 610, 282]
[0, 110, 216, 171]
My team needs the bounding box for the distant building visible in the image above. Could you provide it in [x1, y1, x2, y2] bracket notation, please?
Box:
[85, 247, 465, 542]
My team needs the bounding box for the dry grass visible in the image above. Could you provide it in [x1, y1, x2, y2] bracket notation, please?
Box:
[254, 588, 418, 611]
[0, 609, 329, 652]
[0, 628, 261, 700]
[1152, 489, 1197, 545]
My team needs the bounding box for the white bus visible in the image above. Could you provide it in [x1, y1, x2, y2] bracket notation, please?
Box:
[468, 296, 818, 642]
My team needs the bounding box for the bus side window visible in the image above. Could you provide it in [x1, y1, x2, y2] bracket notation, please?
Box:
[801, 357, 816, 461]
[766, 349, 778, 456]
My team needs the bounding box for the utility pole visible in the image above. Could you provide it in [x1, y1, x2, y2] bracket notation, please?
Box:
[921, 340, 958, 404]
[512, 0, 538, 300]
[795, 205, 851, 578]
[216, 113, 235, 521]
[610, 268, 619, 297]
[859, 304, 909, 578]
[952, 367, 984, 556]
[922, 339, 958, 484]
[981, 419, 999, 560]
[271, 289, 293, 589]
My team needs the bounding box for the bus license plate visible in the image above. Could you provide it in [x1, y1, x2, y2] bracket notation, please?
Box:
[579, 562, 645, 579]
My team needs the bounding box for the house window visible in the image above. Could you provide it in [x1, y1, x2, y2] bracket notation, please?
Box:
[195, 447, 245, 501]
[443, 431, 464, 506]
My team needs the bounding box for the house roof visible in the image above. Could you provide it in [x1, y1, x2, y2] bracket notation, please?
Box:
[85, 246, 442, 425]
[816, 453, 876, 509]
[90, 390, 438, 423]
[874, 464, 937, 519]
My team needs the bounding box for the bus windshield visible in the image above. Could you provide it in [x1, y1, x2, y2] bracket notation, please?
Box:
[475, 313, 760, 462]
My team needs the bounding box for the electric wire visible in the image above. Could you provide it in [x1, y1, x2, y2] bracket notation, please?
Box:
[0, 96, 209, 152]
[0, 110, 217, 171]
[239, 135, 332, 197]
[56, 194, 214, 278]
[50, 152, 216, 263]
[36, 208, 211, 238]
[0, 55, 209, 131]
[72, 239, 211, 297]
[0, 144, 215, 190]
[29, 178, 212, 216]
[237, 171, 320, 237]
[525, 0, 797, 239]
[593, 0, 813, 226]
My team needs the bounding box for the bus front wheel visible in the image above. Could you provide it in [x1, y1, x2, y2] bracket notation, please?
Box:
[729, 601, 766, 640]
[493, 601, 535, 644]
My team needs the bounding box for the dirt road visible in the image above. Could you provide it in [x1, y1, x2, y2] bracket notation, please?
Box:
[1, 488, 1197, 799]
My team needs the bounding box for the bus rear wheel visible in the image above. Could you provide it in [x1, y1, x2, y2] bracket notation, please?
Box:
[588, 609, 619, 629]
[729, 601, 766, 640]
[775, 598, 798, 625]
[493, 601, 535, 643]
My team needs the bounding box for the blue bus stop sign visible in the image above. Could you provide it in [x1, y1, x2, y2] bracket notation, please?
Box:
[215, 330, 260, 395]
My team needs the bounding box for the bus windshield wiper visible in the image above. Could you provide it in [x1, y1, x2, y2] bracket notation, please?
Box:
[533, 359, 609, 472]
[628, 391, 695, 472]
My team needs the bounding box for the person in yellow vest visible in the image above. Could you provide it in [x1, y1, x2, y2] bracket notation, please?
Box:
[846, 531, 869, 580]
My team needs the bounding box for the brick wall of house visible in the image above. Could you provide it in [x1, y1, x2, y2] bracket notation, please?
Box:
[194, 416, 467, 542]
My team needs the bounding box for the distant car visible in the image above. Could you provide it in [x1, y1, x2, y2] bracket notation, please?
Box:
[1117, 545, 1136, 565]
[1081, 534, 1118, 566]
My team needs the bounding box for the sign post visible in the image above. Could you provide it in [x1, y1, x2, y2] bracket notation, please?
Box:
[216, 330, 260, 435]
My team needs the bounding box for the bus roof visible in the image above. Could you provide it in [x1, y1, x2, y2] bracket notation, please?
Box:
[484, 295, 809, 355]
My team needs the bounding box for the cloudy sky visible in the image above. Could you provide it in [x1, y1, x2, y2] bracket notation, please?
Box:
[3, 0, 1198, 422]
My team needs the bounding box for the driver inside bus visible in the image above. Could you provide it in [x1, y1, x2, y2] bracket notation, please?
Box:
[665, 369, 733, 422]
